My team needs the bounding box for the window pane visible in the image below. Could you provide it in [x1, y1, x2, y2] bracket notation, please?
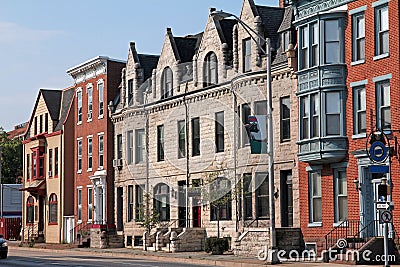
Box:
[325, 43, 340, 63]
[313, 198, 322, 222]
[325, 20, 339, 41]
[338, 197, 348, 221]
[327, 115, 340, 135]
[380, 7, 389, 31]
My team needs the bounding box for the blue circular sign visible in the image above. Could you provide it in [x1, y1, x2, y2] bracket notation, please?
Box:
[369, 141, 388, 163]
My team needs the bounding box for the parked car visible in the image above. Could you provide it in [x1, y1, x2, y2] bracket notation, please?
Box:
[0, 235, 8, 259]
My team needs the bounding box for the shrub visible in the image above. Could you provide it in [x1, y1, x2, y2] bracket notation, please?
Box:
[205, 237, 229, 255]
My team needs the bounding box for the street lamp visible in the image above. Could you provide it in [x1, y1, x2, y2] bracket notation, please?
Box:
[211, 10, 278, 263]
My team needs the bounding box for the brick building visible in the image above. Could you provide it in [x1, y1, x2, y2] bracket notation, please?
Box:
[110, 0, 299, 255]
[66, 57, 125, 245]
[21, 87, 75, 244]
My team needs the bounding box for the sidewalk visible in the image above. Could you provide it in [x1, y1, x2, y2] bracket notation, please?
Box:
[7, 241, 376, 267]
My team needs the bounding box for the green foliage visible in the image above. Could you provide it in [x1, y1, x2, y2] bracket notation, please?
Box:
[137, 193, 160, 233]
[0, 127, 23, 183]
[204, 237, 229, 255]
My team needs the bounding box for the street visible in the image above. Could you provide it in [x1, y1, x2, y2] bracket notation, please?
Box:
[3, 248, 214, 267]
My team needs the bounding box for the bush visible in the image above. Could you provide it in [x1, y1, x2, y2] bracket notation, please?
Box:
[205, 237, 229, 255]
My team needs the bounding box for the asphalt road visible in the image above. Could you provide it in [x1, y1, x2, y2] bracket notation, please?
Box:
[3, 248, 215, 267]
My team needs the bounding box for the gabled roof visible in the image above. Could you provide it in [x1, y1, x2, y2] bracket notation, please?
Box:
[255, 5, 285, 51]
[54, 87, 75, 131]
[138, 54, 159, 80]
[41, 89, 62, 121]
[278, 6, 294, 33]
[173, 33, 203, 63]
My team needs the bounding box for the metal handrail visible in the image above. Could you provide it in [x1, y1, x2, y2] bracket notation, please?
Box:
[350, 219, 379, 250]
[70, 221, 92, 245]
[325, 219, 361, 251]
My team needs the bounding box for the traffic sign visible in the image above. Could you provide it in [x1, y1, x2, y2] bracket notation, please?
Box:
[369, 141, 388, 163]
[380, 210, 392, 223]
[376, 202, 390, 210]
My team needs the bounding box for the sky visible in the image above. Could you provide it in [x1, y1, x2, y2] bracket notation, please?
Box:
[0, 0, 279, 131]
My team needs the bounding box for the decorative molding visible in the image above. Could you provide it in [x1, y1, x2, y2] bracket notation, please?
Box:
[295, 0, 353, 21]
[349, 5, 367, 15]
[372, 73, 392, 83]
[350, 79, 368, 88]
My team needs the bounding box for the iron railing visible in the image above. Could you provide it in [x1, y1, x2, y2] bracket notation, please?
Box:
[325, 219, 361, 251]
[70, 221, 92, 245]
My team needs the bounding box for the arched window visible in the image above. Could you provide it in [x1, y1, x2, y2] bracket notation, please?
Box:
[210, 177, 232, 221]
[26, 196, 34, 224]
[49, 194, 58, 224]
[161, 67, 173, 99]
[154, 183, 170, 221]
[203, 52, 218, 87]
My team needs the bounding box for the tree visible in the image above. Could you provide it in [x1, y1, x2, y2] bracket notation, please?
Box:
[137, 192, 160, 251]
[0, 127, 22, 183]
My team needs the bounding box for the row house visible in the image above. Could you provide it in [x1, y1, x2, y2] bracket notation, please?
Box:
[110, 0, 299, 255]
[66, 56, 125, 246]
[293, 0, 400, 262]
[21, 88, 75, 243]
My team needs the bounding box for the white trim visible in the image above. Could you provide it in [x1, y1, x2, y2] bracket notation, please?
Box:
[373, 73, 392, 83]
[77, 137, 83, 141]
[350, 79, 368, 88]
[97, 78, 104, 85]
[76, 186, 83, 189]
[349, 5, 367, 15]
[97, 132, 104, 136]
[76, 87, 82, 94]
[77, 170, 82, 174]
[373, 53, 390, 61]
[87, 168, 92, 172]
[86, 83, 93, 90]
[87, 135, 93, 138]
[352, 133, 367, 139]
[372, 0, 390, 8]
[350, 59, 365, 66]
[308, 222, 322, 227]
[86, 185, 93, 188]
[306, 165, 323, 172]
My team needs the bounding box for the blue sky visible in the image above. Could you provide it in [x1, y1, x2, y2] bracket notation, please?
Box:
[0, 0, 278, 131]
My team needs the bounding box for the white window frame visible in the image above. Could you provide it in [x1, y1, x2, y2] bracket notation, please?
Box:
[98, 133, 104, 170]
[135, 129, 145, 164]
[77, 88, 83, 125]
[374, 4, 389, 58]
[127, 130, 134, 165]
[334, 168, 348, 224]
[77, 138, 83, 173]
[77, 187, 83, 223]
[97, 79, 104, 119]
[87, 135, 93, 171]
[87, 84, 93, 122]
[308, 170, 322, 226]
[353, 86, 366, 135]
[352, 12, 365, 63]
[87, 186, 93, 222]
[376, 80, 391, 130]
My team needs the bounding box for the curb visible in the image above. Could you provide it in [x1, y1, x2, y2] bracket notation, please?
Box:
[10, 246, 267, 267]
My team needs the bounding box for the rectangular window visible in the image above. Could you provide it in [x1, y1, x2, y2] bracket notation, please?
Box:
[135, 129, 145, 163]
[26, 154, 30, 180]
[311, 94, 319, 138]
[128, 185, 134, 222]
[353, 87, 366, 134]
[87, 137, 92, 170]
[77, 139, 82, 172]
[128, 79, 134, 105]
[127, 131, 133, 164]
[77, 188, 82, 222]
[301, 26, 309, 69]
[49, 149, 53, 177]
[325, 20, 340, 64]
[45, 113, 48, 133]
[34, 117, 37, 135]
[243, 38, 251, 72]
[135, 185, 144, 221]
[280, 97, 291, 141]
[254, 100, 267, 115]
[215, 112, 224, 152]
[375, 5, 389, 55]
[32, 152, 37, 178]
[39, 115, 43, 134]
[98, 135, 104, 168]
[54, 147, 58, 177]
[88, 187, 93, 221]
[326, 92, 341, 135]
[192, 118, 200, 156]
[98, 82, 104, 117]
[77, 91, 82, 123]
[311, 23, 319, 67]
[117, 134, 123, 159]
[309, 171, 322, 223]
[301, 97, 309, 139]
[241, 104, 251, 146]
[157, 125, 164, 161]
[87, 87, 93, 120]
[256, 173, 269, 219]
[243, 174, 252, 220]
[377, 81, 391, 129]
[334, 169, 348, 223]
[352, 13, 365, 61]
[282, 31, 290, 52]
[178, 120, 186, 158]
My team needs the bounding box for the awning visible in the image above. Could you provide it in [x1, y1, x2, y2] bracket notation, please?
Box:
[19, 180, 46, 195]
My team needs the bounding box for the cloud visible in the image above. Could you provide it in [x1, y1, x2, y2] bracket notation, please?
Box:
[0, 22, 62, 43]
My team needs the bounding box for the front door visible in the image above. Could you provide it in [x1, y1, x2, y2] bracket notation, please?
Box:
[280, 171, 293, 227]
[192, 203, 201, 227]
[178, 181, 186, 227]
[96, 187, 104, 224]
[117, 187, 123, 231]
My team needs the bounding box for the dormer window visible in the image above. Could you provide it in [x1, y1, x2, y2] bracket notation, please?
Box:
[282, 31, 290, 52]
[161, 67, 173, 99]
[203, 52, 218, 87]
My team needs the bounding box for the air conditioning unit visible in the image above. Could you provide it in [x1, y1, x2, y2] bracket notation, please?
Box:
[113, 159, 123, 168]
[48, 171, 52, 177]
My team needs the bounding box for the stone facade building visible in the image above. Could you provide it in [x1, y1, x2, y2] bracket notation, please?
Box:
[110, 0, 299, 254]
[21, 87, 75, 244]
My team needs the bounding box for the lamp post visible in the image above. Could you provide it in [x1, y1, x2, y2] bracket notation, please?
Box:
[211, 10, 277, 263]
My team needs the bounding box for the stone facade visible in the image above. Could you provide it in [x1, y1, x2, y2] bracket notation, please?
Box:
[111, 0, 298, 254]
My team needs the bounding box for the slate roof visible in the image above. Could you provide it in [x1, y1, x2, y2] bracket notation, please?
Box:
[138, 54, 159, 80]
[278, 6, 294, 33]
[219, 19, 236, 49]
[255, 5, 285, 52]
[41, 89, 62, 121]
[54, 87, 74, 131]
[174, 33, 203, 63]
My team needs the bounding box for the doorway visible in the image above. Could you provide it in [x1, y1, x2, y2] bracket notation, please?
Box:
[280, 170, 293, 227]
[117, 187, 123, 231]
[178, 181, 186, 227]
